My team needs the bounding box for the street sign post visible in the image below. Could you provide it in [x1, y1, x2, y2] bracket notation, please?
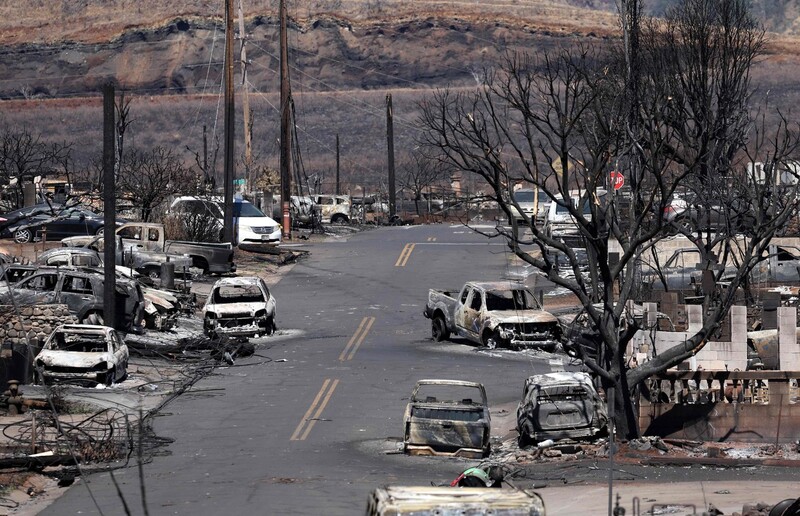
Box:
[609, 171, 624, 191]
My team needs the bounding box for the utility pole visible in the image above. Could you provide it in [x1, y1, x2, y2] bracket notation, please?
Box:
[203, 125, 209, 186]
[386, 94, 396, 218]
[102, 83, 117, 330]
[335, 134, 340, 195]
[238, 0, 252, 191]
[279, 0, 292, 237]
[223, 0, 235, 243]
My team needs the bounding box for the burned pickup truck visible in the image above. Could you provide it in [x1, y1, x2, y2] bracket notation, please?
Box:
[403, 379, 491, 458]
[424, 281, 560, 350]
[516, 372, 608, 447]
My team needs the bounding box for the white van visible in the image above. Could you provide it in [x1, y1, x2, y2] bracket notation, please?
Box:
[509, 188, 551, 224]
[170, 196, 281, 245]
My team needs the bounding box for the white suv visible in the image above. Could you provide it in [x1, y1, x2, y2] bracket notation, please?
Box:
[170, 196, 281, 245]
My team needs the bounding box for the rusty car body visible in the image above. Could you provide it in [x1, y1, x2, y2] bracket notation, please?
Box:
[365, 486, 546, 516]
[34, 324, 129, 386]
[424, 281, 560, 350]
[202, 276, 277, 339]
[516, 372, 608, 446]
[402, 379, 491, 458]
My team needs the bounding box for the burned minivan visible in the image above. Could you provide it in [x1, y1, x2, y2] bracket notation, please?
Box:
[202, 276, 277, 339]
[516, 372, 608, 447]
[403, 379, 491, 458]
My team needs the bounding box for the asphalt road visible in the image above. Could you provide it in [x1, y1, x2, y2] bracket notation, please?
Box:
[43, 223, 564, 515]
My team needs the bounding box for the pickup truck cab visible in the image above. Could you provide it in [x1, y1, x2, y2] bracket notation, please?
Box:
[116, 222, 235, 274]
[424, 281, 560, 350]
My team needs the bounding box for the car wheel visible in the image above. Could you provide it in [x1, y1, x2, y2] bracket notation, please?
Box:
[431, 315, 450, 342]
[331, 214, 348, 225]
[103, 369, 115, 387]
[13, 228, 32, 243]
[517, 425, 534, 449]
[483, 331, 501, 350]
[95, 226, 105, 236]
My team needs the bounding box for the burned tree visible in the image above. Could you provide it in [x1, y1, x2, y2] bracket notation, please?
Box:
[417, 0, 800, 438]
[397, 153, 449, 216]
[117, 147, 190, 222]
[0, 127, 72, 209]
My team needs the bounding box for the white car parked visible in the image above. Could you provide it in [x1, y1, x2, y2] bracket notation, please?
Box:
[170, 196, 281, 245]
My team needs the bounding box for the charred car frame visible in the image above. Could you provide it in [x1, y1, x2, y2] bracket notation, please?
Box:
[516, 372, 608, 447]
[202, 276, 277, 339]
[403, 379, 491, 458]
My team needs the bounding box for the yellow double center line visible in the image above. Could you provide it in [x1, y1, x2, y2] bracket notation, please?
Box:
[339, 316, 375, 361]
[290, 378, 340, 441]
[395, 243, 416, 267]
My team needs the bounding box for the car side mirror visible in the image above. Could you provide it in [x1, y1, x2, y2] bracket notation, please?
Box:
[79, 214, 86, 220]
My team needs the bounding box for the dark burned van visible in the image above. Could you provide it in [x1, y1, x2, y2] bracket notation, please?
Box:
[366, 486, 545, 516]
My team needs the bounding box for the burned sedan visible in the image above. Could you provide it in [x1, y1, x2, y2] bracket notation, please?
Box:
[516, 372, 608, 447]
[203, 276, 277, 339]
[403, 379, 491, 458]
[34, 324, 129, 386]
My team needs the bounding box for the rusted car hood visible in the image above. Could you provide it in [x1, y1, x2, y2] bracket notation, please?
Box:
[487, 310, 558, 325]
[36, 349, 110, 369]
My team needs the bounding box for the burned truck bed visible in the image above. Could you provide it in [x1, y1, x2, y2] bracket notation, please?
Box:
[403, 379, 491, 459]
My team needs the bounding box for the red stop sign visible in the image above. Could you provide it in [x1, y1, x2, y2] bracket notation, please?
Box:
[609, 171, 624, 190]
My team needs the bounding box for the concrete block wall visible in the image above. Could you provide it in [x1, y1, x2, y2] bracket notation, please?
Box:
[778, 307, 800, 370]
[644, 303, 800, 372]
[647, 304, 748, 371]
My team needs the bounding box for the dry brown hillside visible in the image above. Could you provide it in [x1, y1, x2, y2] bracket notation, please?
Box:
[0, 1, 621, 44]
[0, 1, 798, 194]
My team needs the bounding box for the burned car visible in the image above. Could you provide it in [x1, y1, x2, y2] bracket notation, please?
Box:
[0, 268, 145, 333]
[34, 324, 129, 386]
[403, 379, 491, 458]
[516, 372, 608, 447]
[202, 276, 277, 339]
[425, 281, 560, 350]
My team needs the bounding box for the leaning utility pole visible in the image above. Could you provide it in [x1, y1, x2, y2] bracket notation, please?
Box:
[238, 0, 252, 190]
[335, 134, 340, 195]
[223, 0, 236, 243]
[386, 94, 396, 218]
[279, 0, 292, 237]
[102, 83, 117, 330]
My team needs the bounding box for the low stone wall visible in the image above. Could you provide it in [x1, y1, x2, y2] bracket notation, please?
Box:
[0, 304, 77, 385]
[0, 304, 76, 346]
